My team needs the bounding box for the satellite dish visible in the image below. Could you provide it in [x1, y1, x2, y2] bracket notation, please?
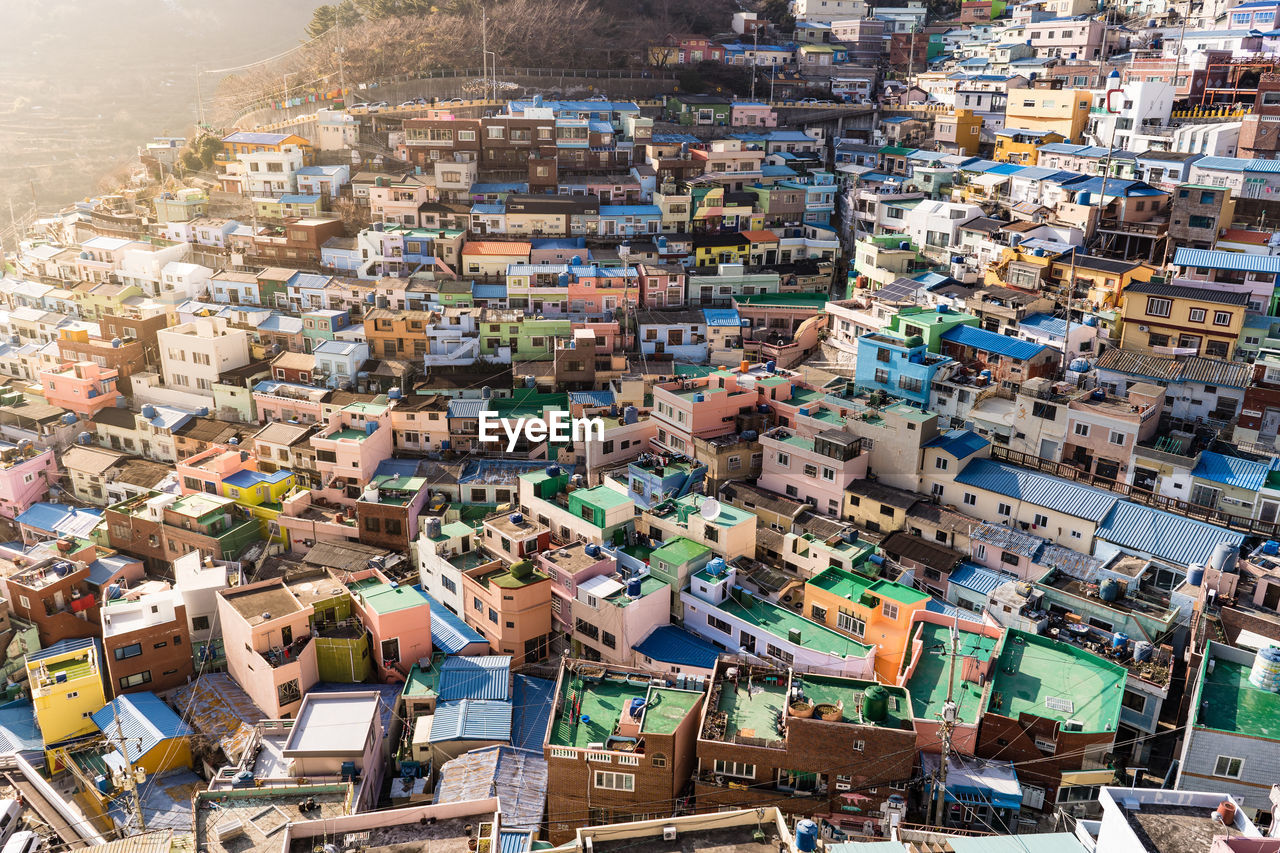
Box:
[700, 498, 722, 521]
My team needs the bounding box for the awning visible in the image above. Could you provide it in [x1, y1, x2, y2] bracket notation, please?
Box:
[971, 173, 1011, 189]
[922, 752, 1022, 810]
[1060, 768, 1115, 786]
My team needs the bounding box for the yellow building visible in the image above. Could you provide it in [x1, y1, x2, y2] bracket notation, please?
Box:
[1003, 87, 1092, 141]
[27, 638, 107, 746]
[803, 566, 931, 682]
[220, 131, 315, 165]
[993, 128, 1065, 164]
[222, 467, 296, 546]
[937, 109, 984, 157]
[1047, 251, 1156, 310]
[91, 693, 194, 775]
[1119, 280, 1247, 359]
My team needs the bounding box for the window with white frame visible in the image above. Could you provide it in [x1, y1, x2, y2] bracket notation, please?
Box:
[1213, 756, 1243, 779]
[713, 760, 755, 779]
[594, 771, 634, 791]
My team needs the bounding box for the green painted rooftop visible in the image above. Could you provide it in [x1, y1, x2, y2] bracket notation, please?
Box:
[348, 577, 430, 614]
[718, 594, 873, 658]
[987, 630, 1125, 733]
[676, 493, 755, 527]
[809, 566, 930, 605]
[651, 537, 711, 566]
[905, 622, 999, 725]
[607, 575, 668, 605]
[549, 670, 698, 748]
[641, 688, 702, 735]
[328, 428, 369, 441]
[798, 673, 912, 729]
[1196, 655, 1280, 740]
[573, 485, 632, 510]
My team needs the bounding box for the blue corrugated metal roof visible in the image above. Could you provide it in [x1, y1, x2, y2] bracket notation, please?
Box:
[703, 308, 742, 327]
[949, 563, 1017, 596]
[472, 203, 505, 215]
[448, 398, 489, 419]
[1020, 313, 1068, 337]
[941, 324, 1048, 360]
[27, 636, 98, 665]
[223, 131, 292, 145]
[0, 700, 43, 756]
[429, 699, 513, 742]
[569, 390, 616, 407]
[277, 194, 320, 205]
[955, 458, 1118, 522]
[422, 592, 486, 654]
[92, 693, 192, 759]
[633, 625, 721, 670]
[1096, 501, 1243, 567]
[599, 205, 662, 216]
[1173, 247, 1280, 274]
[924, 599, 987, 625]
[1192, 156, 1251, 171]
[500, 831, 533, 853]
[16, 503, 103, 537]
[1192, 451, 1270, 491]
[925, 429, 990, 461]
[472, 283, 507, 298]
[438, 655, 512, 701]
[511, 675, 556, 752]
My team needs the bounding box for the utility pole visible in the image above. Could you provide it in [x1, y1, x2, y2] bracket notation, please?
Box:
[195, 65, 205, 128]
[114, 706, 146, 832]
[1061, 246, 1078, 377]
[930, 618, 960, 829]
[336, 19, 347, 107]
[751, 28, 760, 101]
[482, 8, 488, 103]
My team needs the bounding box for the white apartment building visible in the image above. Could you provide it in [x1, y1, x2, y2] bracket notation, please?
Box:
[157, 316, 251, 400]
[238, 146, 307, 196]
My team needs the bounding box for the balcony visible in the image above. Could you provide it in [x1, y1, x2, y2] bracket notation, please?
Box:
[1098, 218, 1167, 236]
[260, 634, 312, 668]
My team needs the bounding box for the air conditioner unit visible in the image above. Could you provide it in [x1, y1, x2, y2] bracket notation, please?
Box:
[836, 782, 852, 791]
[1137, 325, 1149, 333]
[663, 827, 678, 842]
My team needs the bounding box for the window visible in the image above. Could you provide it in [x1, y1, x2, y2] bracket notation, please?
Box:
[713, 760, 755, 779]
[776, 452, 790, 467]
[119, 671, 152, 689]
[1213, 756, 1243, 779]
[837, 610, 865, 637]
[811, 604, 828, 621]
[962, 492, 977, 507]
[652, 753, 667, 767]
[882, 602, 899, 620]
[1033, 514, 1049, 528]
[114, 643, 143, 660]
[1213, 311, 1232, 326]
[192, 615, 210, 631]
[766, 643, 794, 665]
[935, 457, 949, 471]
[594, 771, 635, 791]
[1146, 297, 1171, 318]
[1121, 690, 1147, 713]
[707, 614, 732, 634]
[1032, 401, 1057, 420]
[997, 502, 1012, 517]
[1188, 308, 1206, 323]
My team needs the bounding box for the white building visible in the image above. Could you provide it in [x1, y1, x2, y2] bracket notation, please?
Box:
[902, 200, 983, 256]
[793, 0, 868, 23]
[238, 146, 307, 197]
[1086, 80, 1175, 151]
[157, 316, 251, 402]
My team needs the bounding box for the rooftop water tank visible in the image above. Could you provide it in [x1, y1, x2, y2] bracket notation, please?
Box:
[388, 387, 402, 400]
[1187, 563, 1205, 587]
[111, 338, 122, 348]
[1112, 631, 1129, 650]
[61, 413, 78, 426]
[141, 404, 156, 419]
[627, 576, 643, 598]
[863, 683, 889, 722]
[1248, 646, 1280, 692]
[509, 513, 524, 525]
[706, 557, 727, 577]
[1099, 578, 1121, 602]
[1210, 542, 1238, 575]
[795, 821, 819, 853]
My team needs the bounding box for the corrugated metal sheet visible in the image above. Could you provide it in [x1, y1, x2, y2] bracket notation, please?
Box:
[633, 625, 722, 670]
[1187, 156, 1251, 171]
[1094, 348, 1251, 388]
[1095, 501, 1243, 567]
[1173, 247, 1280, 274]
[438, 655, 512, 701]
[1124, 281, 1249, 305]
[925, 429, 991, 461]
[1019, 313, 1068, 337]
[500, 830, 534, 853]
[511, 675, 556, 752]
[434, 746, 547, 832]
[92, 693, 193, 759]
[429, 699, 513, 742]
[426, 593, 487, 654]
[955, 458, 1118, 522]
[1192, 451, 1270, 491]
[948, 563, 1017, 596]
[569, 390, 616, 407]
[941, 324, 1048, 360]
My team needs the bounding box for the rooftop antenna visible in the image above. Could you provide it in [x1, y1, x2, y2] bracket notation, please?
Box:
[700, 497, 722, 522]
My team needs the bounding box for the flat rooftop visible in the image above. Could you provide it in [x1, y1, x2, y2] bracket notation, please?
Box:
[1196, 657, 1280, 739]
[223, 582, 302, 625]
[285, 692, 380, 753]
[906, 622, 999, 726]
[987, 630, 1125, 733]
[717, 594, 873, 659]
[590, 824, 784, 853]
[197, 787, 350, 853]
[1124, 804, 1240, 853]
[286, 817, 488, 853]
[549, 668, 701, 750]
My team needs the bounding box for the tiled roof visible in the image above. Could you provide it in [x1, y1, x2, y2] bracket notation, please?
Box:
[955, 458, 1118, 522]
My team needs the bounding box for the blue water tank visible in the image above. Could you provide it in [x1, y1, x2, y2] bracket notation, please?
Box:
[1069, 358, 1090, 372]
[546, 465, 561, 477]
[95, 775, 111, 794]
[1187, 564, 1205, 587]
[706, 557, 727, 577]
[585, 543, 601, 558]
[388, 387, 402, 400]
[1083, 315, 1098, 327]
[657, 235, 668, 249]
[141, 404, 156, 419]
[630, 697, 646, 718]
[111, 338, 122, 348]
[1265, 541, 1280, 556]
[572, 255, 583, 265]
[694, 393, 705, 402]
[796, 820, 819, 853]
[741, 430, 758, 441]
[1099, 578, 1121, 602]
[77, 432, 92, 445]
[627, 576, 643, 598]
[61, 413, 78, 425]
[229, 437, 240, 446]
[1112, 631, 1129, 650]
[765, 360, 777, 373]
[510, 513, 524, 525]
[624, 405, 639, 424]
[365, 421, 378, 435]
[1134, 641, 1153, 662]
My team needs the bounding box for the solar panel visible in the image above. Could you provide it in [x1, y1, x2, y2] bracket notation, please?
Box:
[875, 277, 924, 303]
[1045, 696, 1074, 713]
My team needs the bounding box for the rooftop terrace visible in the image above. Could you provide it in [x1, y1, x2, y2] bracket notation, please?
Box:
[986, 630, 1125, 733]
[905, 621, 999, 726]
[1195, 656, 1280, 739]
[548, 666, 702, 751]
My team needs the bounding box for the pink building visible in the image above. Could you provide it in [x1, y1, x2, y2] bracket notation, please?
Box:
[218, 578, 319, 718]
[529, 241, 590, 264]
[0, 443, 57, 520]
[312, 401, 395, 505]
[1061, 384, 1162, 485]
[535, 541, 615, 633]
[276, 488, 361, 550]
[637, 264, 688, 309]
[650, 372, 759, 454]
[573, 319, 624, 354]
[368, 174, 436, 226]
[757, 426, 868, 517]
[731, 102, 778, 128]
[345, 568, 433, 681]
[177, 443, 256, 495]
[566, 267, 641, 314]
[39, 361, 121, 419]
[252, 381, 329, 425]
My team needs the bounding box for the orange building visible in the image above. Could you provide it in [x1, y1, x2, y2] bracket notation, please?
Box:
[803, 565, 931, 682]
[461, 557, 552, 665]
